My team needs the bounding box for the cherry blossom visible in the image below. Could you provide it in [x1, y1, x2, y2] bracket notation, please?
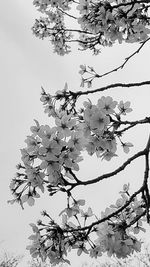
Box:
[118, 101, 133, 115]
[122, 142, 134, 153]
[8, 1, 150, 264]
[97, 96, 117, 115]
[55, 113, 76, 138]
[32, 0, 150, 54]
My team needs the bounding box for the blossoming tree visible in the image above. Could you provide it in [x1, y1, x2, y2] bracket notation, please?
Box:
[9, 0, 150, 266]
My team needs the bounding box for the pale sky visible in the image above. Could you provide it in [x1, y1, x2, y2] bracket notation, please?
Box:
[0, 1, 150, 266]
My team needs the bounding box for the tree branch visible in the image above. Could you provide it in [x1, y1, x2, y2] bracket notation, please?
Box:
[91, 38, 150, 80]
[76, 149, 146, 187]
[72, 80, 150, 98]
[114, 117, 150, 135]
[65, 185, 143, 233]
[142, 134, 150, 222]
[114, 117, 150, 126]
[112, 0, 150, 9]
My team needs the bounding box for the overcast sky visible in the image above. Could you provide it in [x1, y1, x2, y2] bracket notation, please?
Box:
[0, 1, 150, 266]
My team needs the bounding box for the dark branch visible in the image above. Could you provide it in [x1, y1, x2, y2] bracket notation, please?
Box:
[112, 0, 150, 9]
[72, 80, 150, 98]
[65, 185, 144, 233]
[77, 148, 146, 187]
[114, 117, 150, 135]
[92, 38, 150, 80]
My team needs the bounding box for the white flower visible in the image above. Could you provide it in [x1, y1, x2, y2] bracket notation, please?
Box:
[68, 131, 87, 151]
[30, 119, 40, 135]
[122, 142, 133, 153]
[55, 113, 76, 138]
[82, 122, 91, 138]
[25, 136, 38, 153]
[101, 151, 118, 161]
[90, 111, 110, 131]
[48, 171, 61, 185]
[40, 125, 56, 139]
[105, 138, 117, 153]
[40, 160, 60, 176]
[27, 196, 35, 206]
[21, 149, 34, 165]
[85, 140, 96, 155]
[81, 207, 93, 218]
[115, 197, 125, 208]
[83, 98, 92, 109]
[39, 138, 61, 159]
[118, 101, 132, 115]
[68, 146, 81, 160]
[89, 245, 102, 258]
[55, 82, 68, 98]
[79, 64, 86, 75]
[123, 183, 130, 192]
[83, 105, 97, 122]
[21, 194, 35, 206]
[26, 167, 45, 190]
[97, 96, 117, 114]
[44, 103, 56, 117]
[76, 0, 90, 15]
[60, 151, 73, 168]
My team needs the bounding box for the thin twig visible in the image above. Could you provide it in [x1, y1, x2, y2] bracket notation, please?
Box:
[65, 185, 144, 233]
[57, 7, 77, 20]
[77, 148, 146, 186]
[94, 38, 150, 79]
[115, 117, 150, 134]
[72, 80, 150, 98]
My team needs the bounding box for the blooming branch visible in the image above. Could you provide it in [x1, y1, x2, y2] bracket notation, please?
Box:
[79, 37, 150, 86]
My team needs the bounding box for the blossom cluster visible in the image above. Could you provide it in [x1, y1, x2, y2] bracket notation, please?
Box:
[9, 83, 142, 266]
[8, 1, 150, 266]
[32, 0, 150, 54]
[9, 87, 133, 208]
[95, 186, 145, 259]
[26, 184, 146, 265]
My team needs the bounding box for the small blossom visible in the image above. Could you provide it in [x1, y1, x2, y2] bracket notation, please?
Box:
[68, 131, 87, 151]
[55, 113, 76, 138]
[123, 183, 130, 191]
[80, 77, 85, 87]
[101, 150, 118, 161]
[79, 64, 86, 75]
[122, 142, 133, 153]
[118, 101, 132, 115]
[81, 207, 93, 219]
[98, 96, 117, 114]
[76, 0, 90, 15]
[39, 139, 61, 159]
[90, 111, 110, 131]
